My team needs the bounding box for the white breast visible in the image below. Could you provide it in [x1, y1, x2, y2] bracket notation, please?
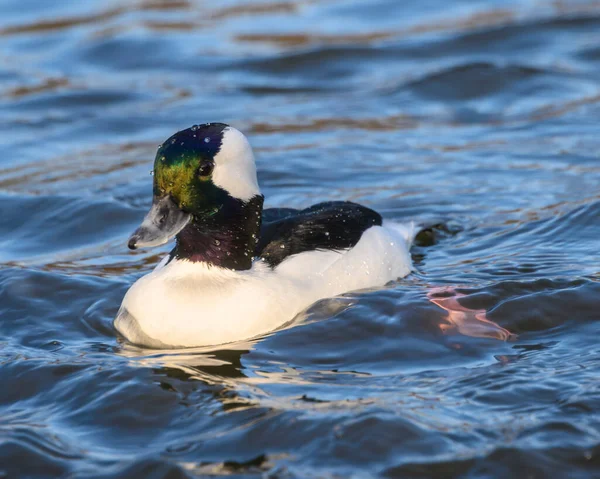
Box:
[114, 221, 416, 348]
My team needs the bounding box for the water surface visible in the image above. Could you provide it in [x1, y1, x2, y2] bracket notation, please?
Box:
[1, 0, 599, 477]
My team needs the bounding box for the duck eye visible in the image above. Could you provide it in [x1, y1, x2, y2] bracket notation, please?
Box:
[197, 161, 214, 179]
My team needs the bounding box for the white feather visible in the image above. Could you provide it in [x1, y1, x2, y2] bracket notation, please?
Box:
[211, 127, 261, 201]
[114, 221, 415, 348]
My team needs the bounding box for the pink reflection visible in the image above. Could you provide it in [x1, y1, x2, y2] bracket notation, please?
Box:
[427, 286, 515, 341]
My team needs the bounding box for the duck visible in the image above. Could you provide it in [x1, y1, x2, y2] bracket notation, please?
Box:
[114, 122, 419, 349]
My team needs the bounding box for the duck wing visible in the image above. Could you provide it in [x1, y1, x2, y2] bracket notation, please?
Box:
[257, 201, 382, 267]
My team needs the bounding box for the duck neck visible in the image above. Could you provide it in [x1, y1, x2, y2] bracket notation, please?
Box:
[172, 195, 264, 270]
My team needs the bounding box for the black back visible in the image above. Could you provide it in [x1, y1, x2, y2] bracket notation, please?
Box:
[257, 201, 382, 267]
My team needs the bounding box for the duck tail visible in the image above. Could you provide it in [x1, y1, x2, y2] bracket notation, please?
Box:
[384, 218, 450, 249]
[382, 221, 419, 249]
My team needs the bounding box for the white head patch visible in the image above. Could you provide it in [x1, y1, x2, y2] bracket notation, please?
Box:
[212, 127, 261, 201]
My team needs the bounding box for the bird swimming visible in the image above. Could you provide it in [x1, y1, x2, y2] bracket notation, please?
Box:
[114, 122, 420, 349]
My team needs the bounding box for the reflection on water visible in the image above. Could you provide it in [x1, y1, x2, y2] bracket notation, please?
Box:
[427, 286, 515, 340]
[1, 0, 600, 477]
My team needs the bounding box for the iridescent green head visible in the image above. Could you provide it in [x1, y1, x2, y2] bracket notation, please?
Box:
[153, 123, 227, 215]
[128, 123, 261, 250]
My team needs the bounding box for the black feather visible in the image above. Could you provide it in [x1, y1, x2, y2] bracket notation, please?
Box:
[257, 201, 382, 267]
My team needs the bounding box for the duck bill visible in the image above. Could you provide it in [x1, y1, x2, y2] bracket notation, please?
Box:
[128, 195, 191, 250]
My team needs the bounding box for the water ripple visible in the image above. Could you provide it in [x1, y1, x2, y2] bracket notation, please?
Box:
[1, 0, 599, 477]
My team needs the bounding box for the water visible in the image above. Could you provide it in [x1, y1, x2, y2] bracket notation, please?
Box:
[1, 0, 599, 477]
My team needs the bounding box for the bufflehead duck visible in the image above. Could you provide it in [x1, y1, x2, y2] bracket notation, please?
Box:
[114, 123, 419, 348]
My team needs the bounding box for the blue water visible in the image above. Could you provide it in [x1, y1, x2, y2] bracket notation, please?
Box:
[1, 1, 599, 477]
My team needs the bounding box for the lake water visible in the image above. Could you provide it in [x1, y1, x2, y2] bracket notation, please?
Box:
[1, 0, 599, 477]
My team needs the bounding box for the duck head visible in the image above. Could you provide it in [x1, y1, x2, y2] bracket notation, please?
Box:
[128, 123, 263, 269]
